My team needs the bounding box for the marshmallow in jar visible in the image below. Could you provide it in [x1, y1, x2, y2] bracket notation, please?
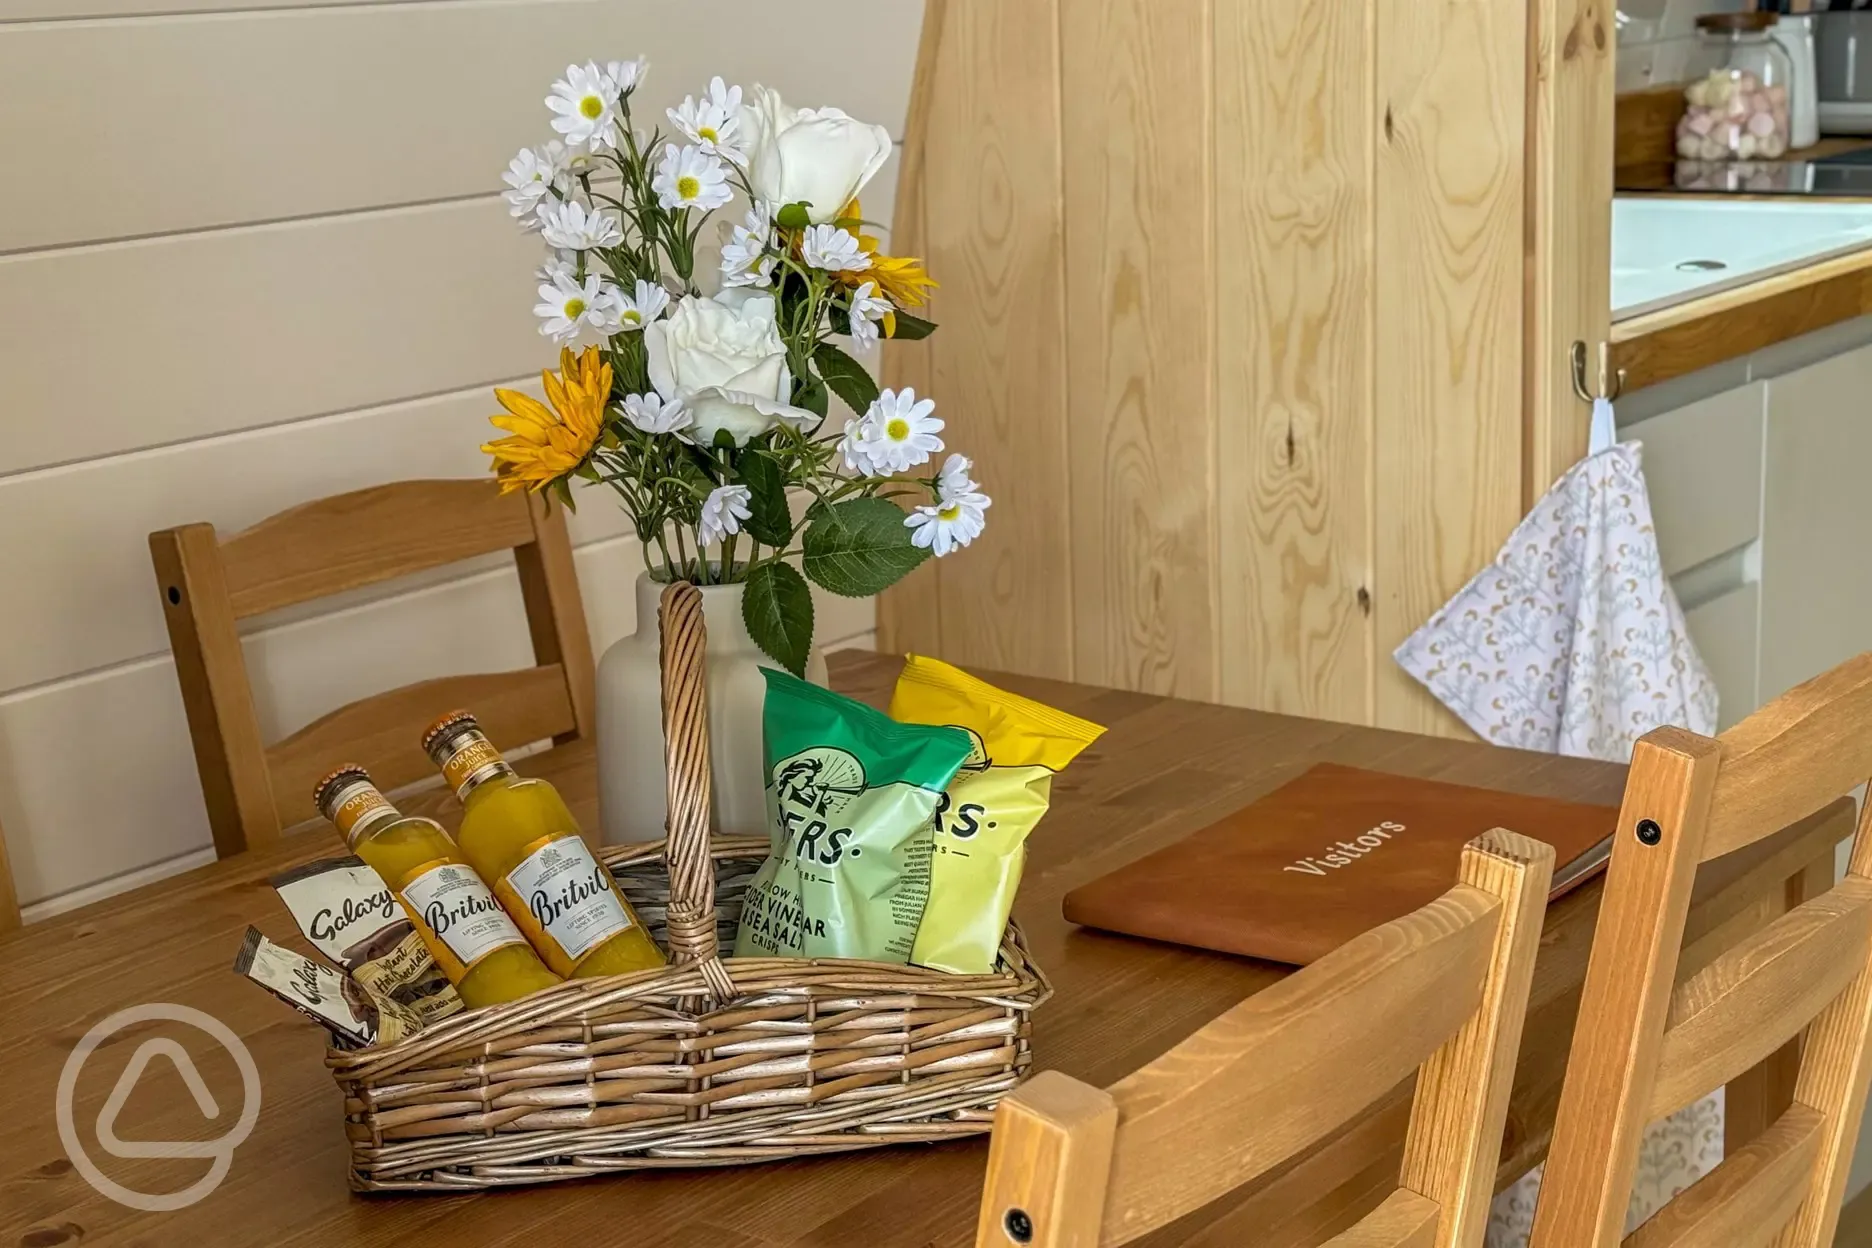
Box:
[1677, 13, 1793, 163]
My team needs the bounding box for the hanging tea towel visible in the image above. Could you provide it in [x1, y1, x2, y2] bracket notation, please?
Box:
[1394, 399, 1717, 757]
[1393, 398, 1721, 1245]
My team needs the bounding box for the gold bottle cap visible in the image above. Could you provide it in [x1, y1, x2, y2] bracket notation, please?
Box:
[312, 764, 373, 821]
[420, 709, 480, 761]
[313, 764, 400, 846]
[422, 710, 512, 800]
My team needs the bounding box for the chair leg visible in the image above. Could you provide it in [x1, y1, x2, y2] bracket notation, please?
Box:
[976, 1071, 1118, 1248]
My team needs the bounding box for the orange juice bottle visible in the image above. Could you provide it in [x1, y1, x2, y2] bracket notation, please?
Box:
[421, 713, 666, 978]
[313, 766, 562, 1009]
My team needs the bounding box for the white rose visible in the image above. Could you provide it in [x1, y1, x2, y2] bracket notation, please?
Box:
[739, 86, 893, 225]
[644, 292, 817, 446]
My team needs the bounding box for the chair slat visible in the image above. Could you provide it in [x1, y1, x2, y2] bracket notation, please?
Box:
[1400, 831, 1555, 1244]
[1623, 1104, 1823, 1248]
[1647, 879, 1872, 1122]
[1318, 1188, 1439, 1248]
[1099, 884, 1500, 1244]
[1700, 654, 1872, 863]
[1679, 800, 1858, 966]
[220, 480, 537, 619]
[266, 666, 577, 829]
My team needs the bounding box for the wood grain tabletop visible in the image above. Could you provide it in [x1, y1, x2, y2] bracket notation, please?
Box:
[0, 651, 1836, 1247]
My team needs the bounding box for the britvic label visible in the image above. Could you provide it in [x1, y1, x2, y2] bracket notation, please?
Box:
[399, 863, 528, 973]
[502, 837, 632, 967]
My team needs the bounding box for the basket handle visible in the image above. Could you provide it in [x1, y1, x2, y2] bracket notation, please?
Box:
[658, 582, 735, 1001]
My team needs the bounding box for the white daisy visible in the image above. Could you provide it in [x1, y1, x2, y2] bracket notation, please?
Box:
[564, 146, 603, 179]
[539, 200, 623, 252]
[501, 143, 568, 227]
[800, 224, 871, 273]
[546, 62, 622, 151]
[622, 392, 690, 436]
[937, 452, 978, 497]
[534, 272, 623, 342]
[535, 251, 577, 286]
[720, 203, 776, 289]
[906, 485, 991, 557]
[698, 484, 752, 546]
[837, 417, 889, 478]
[668, 77, 747, 165]
[846, 281, 891, 350]
[853, 388, 943, 473]
[615, 279, 671, 332]
[652, 144, 733, 212]
[605, 57, 648, 96]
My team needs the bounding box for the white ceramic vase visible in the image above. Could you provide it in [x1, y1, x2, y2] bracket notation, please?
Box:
[595, 571, 826, 844]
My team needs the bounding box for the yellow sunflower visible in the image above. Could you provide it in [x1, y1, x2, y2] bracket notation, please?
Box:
[828, 199, 938, 326]
[482, 346, 611, 495]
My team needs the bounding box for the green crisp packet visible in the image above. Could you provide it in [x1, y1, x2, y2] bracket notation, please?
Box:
[733, 669, 972, 962]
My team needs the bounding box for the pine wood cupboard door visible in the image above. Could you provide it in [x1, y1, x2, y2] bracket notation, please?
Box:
[1527, 0, 1616, 499]
[883, 0, 1606, 737]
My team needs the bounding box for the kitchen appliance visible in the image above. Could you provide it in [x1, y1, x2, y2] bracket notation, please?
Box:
[1818, 10, 1872, 135]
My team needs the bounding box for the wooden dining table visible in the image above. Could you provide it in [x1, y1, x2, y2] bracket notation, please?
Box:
[0, 652, 1846, 1248]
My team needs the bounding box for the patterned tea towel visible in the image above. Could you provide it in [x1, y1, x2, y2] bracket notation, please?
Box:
[1393, 398, 1721, 1244]
[1394, 399, 1717, 756]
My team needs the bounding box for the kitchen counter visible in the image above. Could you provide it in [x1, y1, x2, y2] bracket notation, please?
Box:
[1611, 198, 1872, 393]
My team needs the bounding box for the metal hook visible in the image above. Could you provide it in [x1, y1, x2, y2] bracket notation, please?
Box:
[1570, 340, 1625, 404]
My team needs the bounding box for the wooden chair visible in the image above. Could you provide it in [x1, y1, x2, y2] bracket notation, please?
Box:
[150, 479, 595, 858]
[0, 817, 20, 932]
[975, 830, 1557, 1248]
[1530, 652, 1872, 1248]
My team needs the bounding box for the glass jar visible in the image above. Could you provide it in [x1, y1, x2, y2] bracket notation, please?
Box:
[1677, 13, 1793, 162]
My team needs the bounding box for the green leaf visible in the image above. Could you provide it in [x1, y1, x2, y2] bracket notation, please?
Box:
[812, 342, 881, 415]
[793, 374, 829, 419]
[738, 452, 794, 547]
[887, 311, 938, 341]
[742, 560, 814, 676]
[802, 497, 929, 598]
[775, 202, 812, 230]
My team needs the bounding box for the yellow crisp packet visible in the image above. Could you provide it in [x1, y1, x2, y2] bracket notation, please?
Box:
[890, 655, 1105, 974]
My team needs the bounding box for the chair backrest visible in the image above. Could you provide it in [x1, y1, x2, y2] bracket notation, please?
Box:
[976, 829, 1556, 1248]
[1531, 651, 1872, 1248]
[0, 817, 20, 932]
[150, 479, 595, 857]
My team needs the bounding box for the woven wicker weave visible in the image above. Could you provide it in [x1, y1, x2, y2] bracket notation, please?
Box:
[327, 582, 1051, 1191]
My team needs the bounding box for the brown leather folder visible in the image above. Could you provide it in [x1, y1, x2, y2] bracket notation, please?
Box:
[1062, 762, 1618, 966]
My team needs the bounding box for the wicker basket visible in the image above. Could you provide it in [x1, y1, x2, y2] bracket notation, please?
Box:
[326, 582, 1051, 1191]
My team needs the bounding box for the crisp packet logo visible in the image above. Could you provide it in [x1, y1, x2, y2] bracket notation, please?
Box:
[55, 1003, 262, 1212]
[772, 748, 868, 868]
[772, 747, 866, 821]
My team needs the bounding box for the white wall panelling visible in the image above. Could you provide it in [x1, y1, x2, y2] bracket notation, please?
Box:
[0, 0, 919, 915]
[0, 0, 921, 252]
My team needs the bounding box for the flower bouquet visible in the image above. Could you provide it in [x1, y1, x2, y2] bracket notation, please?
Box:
[483, 58, 986, 674]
